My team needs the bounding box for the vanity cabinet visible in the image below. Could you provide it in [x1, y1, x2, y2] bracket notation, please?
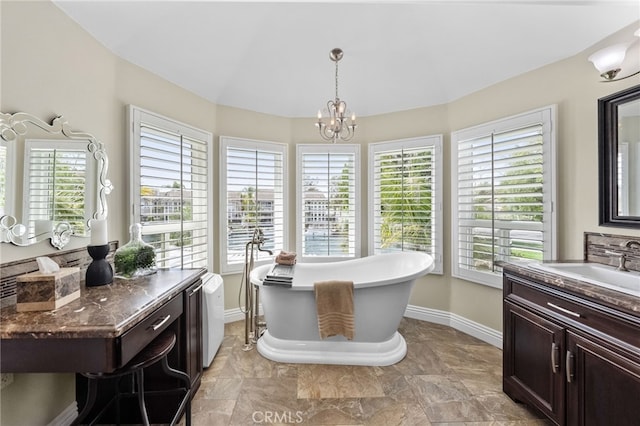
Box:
[503, 271, 640, 426]
[565, 331, 640, 426]
[503, 300, 565, 423]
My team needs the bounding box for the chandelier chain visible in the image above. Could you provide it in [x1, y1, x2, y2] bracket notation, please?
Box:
[335, 59, 339, 100]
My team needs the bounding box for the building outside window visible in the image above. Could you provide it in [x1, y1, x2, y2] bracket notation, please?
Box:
[129, 106, 212, 270]
[296, 144, 360, 260]
[220, 136, 287, 273]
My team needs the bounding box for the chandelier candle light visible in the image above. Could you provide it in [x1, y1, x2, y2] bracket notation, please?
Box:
[316, 48, 357, 143]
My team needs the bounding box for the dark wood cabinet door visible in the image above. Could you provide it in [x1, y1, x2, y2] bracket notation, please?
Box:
[504, 301, 565, 424]
[184, 279, 203, 392]
[566, 331, 640, 426]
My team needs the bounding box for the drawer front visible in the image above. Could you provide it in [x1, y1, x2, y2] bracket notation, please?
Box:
[505, 273, 640, 351]
[119, 293, 183, 366]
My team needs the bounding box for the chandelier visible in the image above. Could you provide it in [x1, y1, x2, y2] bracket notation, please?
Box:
[315, 48, 357, 143]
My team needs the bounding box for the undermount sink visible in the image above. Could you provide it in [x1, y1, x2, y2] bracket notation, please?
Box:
[529, 262, 640, 298]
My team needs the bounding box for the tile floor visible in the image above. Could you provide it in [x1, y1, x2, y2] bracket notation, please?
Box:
[189, 318, 551, 425]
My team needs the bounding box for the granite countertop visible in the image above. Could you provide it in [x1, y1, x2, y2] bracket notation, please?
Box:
[0, 268, 205, 339]
[502, 261, 640, 316]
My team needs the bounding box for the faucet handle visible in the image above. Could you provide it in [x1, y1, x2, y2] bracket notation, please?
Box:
[623, 240, 640, 250]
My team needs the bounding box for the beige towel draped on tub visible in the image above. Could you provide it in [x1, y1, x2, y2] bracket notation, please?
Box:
[313, 280, 355, 340]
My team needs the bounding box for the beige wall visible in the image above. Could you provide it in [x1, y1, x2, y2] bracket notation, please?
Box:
[2, 1, 639, 424]
[444, 27, 640, 330]
[0, 1, 217, 424]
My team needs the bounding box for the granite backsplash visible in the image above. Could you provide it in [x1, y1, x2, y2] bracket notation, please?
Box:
[585, 232, 640, 273]
[0, 242, 117, 308]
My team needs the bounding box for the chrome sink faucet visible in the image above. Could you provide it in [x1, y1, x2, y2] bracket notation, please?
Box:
[608, 240, 640, 272]
[605, 250, 628, 272]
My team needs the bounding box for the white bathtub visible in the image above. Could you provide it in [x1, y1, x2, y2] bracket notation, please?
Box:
[249, 252, 435, 366]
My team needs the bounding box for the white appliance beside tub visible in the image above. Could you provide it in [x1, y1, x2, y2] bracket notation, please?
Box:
[202, 273, 224, 368]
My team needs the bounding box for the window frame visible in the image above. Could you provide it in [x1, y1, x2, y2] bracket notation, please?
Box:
[219, 136, 288, 274]
[368, 135, 443, 274]
[0, 137, 16, 218]
[128, 105, 214, 271]
[451, 105, 557, 288]
[296, 144, 361, 262]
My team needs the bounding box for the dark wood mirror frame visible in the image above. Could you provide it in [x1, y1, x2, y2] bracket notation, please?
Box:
[598, 84, 640, 228]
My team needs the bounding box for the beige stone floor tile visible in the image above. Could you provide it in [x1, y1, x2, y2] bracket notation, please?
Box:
[189, 397, 235, 426]
[189, 318, 549, 426]
[300, 398, 365, 424]
[224, 320, 245, 336]
[359, 397, 432, 425]
[217, 340, 276, 379]
[476, 393, 545, 421]
[456, 370, 503, 397]
[397, 317, 446, 342]
[229, 377, 300, 425]
[385, 341, 450, 376]
[198, 377, 244, 400]
[434, 421, 553, 426]
[405, 375, 474, 405]
[422, 398, 494, 423]
[298, 364, 385, 399]
[376, 374, 420, 402]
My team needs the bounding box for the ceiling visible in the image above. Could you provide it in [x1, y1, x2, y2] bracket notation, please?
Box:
[52, 1, 640, 118]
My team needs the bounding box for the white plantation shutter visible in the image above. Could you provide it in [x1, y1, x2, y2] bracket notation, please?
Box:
[452, 106, 556, 288]
[618, 142, 629, 215]
[296, 144, 360, 260]
[369, 136, 442, 273]
[0, 141, 10, 217]
[220, 137, 286, 273]
[23, 141, 94, 237]
[129, 106, 212, 270]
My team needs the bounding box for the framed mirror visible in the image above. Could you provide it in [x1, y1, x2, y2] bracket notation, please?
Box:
[0, 112, 112, 248]
[599, 84, 640, 228]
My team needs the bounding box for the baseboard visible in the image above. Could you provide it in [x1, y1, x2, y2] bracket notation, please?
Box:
[224, 303, 267, 324]
[224, 306, 251, 323]
[47, 401, 77, 426]
[225, 305, 502, 348]
[404, 305, 503, 348]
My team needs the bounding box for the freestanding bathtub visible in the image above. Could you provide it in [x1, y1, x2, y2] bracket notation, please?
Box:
[249, 251, 435, 366]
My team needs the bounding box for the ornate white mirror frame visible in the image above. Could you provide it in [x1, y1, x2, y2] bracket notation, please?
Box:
[0, 112, 113, 248]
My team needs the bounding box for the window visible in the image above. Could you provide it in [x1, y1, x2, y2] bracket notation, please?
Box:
[129, 106, 212, 270]
[296, 144, 360, 260]
[451, 106, 557, 288]
[23, 140, 95, 237]
[369, 136, 443, 273]
[220, 136, 287, 273]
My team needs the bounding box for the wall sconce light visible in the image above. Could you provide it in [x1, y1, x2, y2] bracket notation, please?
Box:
[588, 30, 640, 82]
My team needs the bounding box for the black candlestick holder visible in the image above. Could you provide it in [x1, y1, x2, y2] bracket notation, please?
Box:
[86, 244, 113, 287]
